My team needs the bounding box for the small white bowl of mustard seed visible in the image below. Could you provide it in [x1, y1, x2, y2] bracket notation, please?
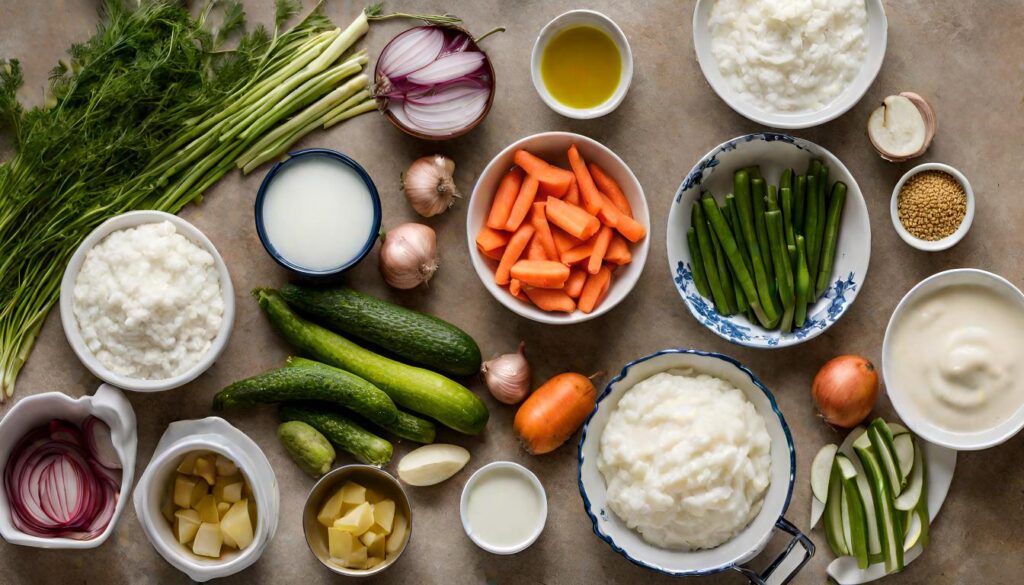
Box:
[891, 163, 974, 251]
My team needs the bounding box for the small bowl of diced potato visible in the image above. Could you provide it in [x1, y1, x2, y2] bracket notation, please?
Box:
[303, 465, 412, 576]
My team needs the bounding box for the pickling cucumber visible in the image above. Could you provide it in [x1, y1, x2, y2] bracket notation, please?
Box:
[277, 420, 336, 477]
[279, 285, 482, 377]
[257, 289, 489, 435]
[280, 404, 393, 466]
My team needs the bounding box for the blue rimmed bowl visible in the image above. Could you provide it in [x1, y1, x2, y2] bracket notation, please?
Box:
[578, 349, 813, 583]
[667, 133, 871, 348]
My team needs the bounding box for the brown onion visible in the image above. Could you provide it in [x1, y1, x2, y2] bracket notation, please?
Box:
[811, 355, 879, 428]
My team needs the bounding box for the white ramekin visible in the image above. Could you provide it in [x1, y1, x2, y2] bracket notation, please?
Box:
[459, 461, 547, 555]
[889, 162, 974, 252]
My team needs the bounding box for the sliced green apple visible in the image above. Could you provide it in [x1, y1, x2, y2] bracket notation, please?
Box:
[893, 433, 914, 482]
[855, 437, 904, 574]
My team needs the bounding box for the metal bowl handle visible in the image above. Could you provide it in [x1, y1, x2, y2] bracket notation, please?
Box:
[732, 517, 815, 585]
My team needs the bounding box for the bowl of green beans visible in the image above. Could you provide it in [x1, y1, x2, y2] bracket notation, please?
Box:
[667, 133, 871, 348]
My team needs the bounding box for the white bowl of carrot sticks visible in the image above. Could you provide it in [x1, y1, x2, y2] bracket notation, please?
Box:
[467, 132, 650, 324]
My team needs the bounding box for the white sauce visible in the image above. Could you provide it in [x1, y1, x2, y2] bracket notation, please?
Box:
[465, 467, 544, 549]
[261, 156, 376, 271]
[72, 221, 223, 380]
[888, 284, 1024, 433]
[598, 370, 771, 550]
[709, 0, 868, 113]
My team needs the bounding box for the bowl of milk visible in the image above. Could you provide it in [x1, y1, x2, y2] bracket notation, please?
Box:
[255, 148, 382, 278]
[459, 461, 547, 555]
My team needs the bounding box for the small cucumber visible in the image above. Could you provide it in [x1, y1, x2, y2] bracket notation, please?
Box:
[277, 420, 335, 477]
[855, 436, 904, 574]
[280, 403, 393, 466]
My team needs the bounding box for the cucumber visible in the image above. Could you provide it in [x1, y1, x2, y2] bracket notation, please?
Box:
[287, 358, 436, 444]
[823, 458, 848, 556]
[894, 439, 924, 511]
[213, 366, 399, 428]
[893, 433, 914, 481]
[869, 420, 904, 497]
[837, 454, 869, 569]
[257, 289, 489, 435]
[280, 285, 482, 377]
[280, 403, 393, 466]
[855, 436, 904, 574]
[277, 421, 336, 477]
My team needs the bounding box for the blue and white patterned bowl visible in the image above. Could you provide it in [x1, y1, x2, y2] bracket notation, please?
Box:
[578, 350, 813, 582]
[667, 133, 871, 349]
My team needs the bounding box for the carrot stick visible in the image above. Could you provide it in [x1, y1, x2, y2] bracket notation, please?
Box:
[588, 163, 632, 217]
[476, 226, 510, 252]
[561, 237, 597, 265]
[509, 278, 522, 297]
[578, 265, 613, 313]
[495, 224, 535, 286]
[551, 227, 582, 259]
[514, 149, 573, 198]
[564, 177, 580, 206]
[523, 287, 576, 312]
[514, 372, 597, 454]
[545, 196, 600, 240]
[486, 168, 524, 229]
[596, 191, 620, 227]
[567, 145, 603, 215]
[504, 175, 540, 231]
[478, 244, 505, 261]
[588, 226, 614, 275]
[530, 202, 559, 261]
[512, 286, 530, 303]
[598, 193, 646, 242]
[564, 267, 588, 298]
[604, 234, 632, 265]
[526, 235, 548, 260]
[511, 260, 571, 289]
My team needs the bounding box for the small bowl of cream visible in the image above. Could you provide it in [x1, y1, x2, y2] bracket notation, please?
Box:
[459, 462, 547, 555]
[255, 148, 382, 278]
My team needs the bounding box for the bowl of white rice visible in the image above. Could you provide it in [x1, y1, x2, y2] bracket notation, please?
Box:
[692, 0, 888, 129]
[578, 349, 813, 581]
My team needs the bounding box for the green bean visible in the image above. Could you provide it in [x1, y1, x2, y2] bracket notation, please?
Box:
[780, 302, 796, 334]
[765, 211, 794, 307]
[794, 175, 807, 232]
[709, 213, 737, 315]
[815, 182, 847, 298]
[781, 187, 796, 249]
[812, 163, 829, 291]
[803, 173, 819, 302]
[686, 228, 712, 298]
[733, 171, 778, 325]
[725, 195, 752, 273]
[700, 193, 771, 326]
[752, 177, 774, 296]
[692, 202, 730, 313]
[744, 165, 762, 180]
[795, 235, 810, 328]
[722, 203, 749, 313]
[780, 168, 793, 190]
[767, 185, 779, 212]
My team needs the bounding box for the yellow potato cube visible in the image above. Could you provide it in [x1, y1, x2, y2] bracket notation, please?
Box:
[195, 494, 219, 524]
[174, 509, 201, 544]
[344, 542, 368, 569]
[365, 531, 385, 559]
[328, 527, 356, 561]
[176, 452, 201, 475]
[340, 481, 366, 505]
[192, 522, 223, 558]
[215, 454, 238, 477]
[247, 497, 258, 527]
[359, 529, 380, 549]
[372, 500, 395, 534]
[385, 513, 407, 555]
[193, 456, 217, 486]
[217, 501, 231, 520]
[318, 489, 347, 527]
[173, 475, 197, 509]
[220, 500, 254, 550]
[334, 502, 373, 535]
[212, 474, 242, 501]
[161, 480, 176, 524]
[366, 557, 383, 569]
[221, 482, 244, 504]
[222, 528, 238, 549]
[364, 488, 385, 504]
[190, 477, 210, 508]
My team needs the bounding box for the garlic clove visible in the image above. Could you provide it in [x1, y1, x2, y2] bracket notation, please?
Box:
[867, 95, 928, 161]
[899, 91, 936, 153]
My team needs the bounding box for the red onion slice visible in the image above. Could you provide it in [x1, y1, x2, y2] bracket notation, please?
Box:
[83, 416, 121, 470]
[403, 88, 489, 133]
[382, 28, 445, 80]
[406, 51, 485, 86]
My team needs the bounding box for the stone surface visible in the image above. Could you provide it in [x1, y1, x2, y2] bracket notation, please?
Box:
[1, 1, 1021, 583]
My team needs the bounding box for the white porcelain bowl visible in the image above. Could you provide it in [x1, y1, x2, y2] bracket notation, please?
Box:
[578, 350, 813, 581]
[692, 0, 888, 129]
[459, 461, 547, 555]
[59, 210, 235, 392]
[889, 163, 974, 251]
[0, 384, 137, 549]
[467, 132, 650, 324]
[882, 269, 1024, 451]
[667, 133, 871, 348]
[530, 10, 633, 119]
[133, 417, 279, 582]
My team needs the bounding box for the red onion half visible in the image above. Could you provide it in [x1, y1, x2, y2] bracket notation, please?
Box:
[4, 417, 121, 540]
[375, 26, 495, 140]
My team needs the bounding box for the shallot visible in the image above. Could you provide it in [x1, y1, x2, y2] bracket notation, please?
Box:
[402, 155, 460, 217]
[481, 342, 531, 404]
[379, 223, 439, 289]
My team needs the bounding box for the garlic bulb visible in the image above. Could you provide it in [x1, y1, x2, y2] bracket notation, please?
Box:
[867, 92, 936, 162]
[402, 155, 461, 217]
[481, 342, 530, 405]
[379, 223, 438, 289]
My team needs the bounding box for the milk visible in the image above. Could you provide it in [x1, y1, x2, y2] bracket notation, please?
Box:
[465, 467, 544, 549]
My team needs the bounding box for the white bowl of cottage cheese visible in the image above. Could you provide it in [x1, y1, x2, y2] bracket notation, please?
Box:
[693, 0, 888, 129]
[59, 211, 235, 392]
[578, 350, 812, 581]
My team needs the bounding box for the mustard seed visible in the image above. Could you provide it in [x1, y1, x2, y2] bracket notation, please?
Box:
[897, 171, 966, 240]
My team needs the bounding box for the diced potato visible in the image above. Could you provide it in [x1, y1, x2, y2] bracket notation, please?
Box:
[222, 528, 238, 549]
[192, 522, 223, 558]
[318, 489, 347, 527]
[215, 454, 238, 477]
[372, 500, 395, 534]
[220, 499, 254, 550]
[359, 529, 381, 549]
[222, 481, 244, 504]
[173, 475, 197, 509]
[196, 494, 220, 524]
[364, 488, 385, 504]
[212, 474, 242, 501]
[174, 509, 201, 544]
[366, 557, 383, 569]
[340, 481, 366, 505]
[193, 456, 217, 486]
[385, 513, 407, 555]
[247, 497, 258, 527]
[365, 531, 385, 559]
[334, 502, 373, 535]
[161, 479, 176, 524]
[344, 542, 368, 569]
[328, 527, 356, 560]
[217, 501, 231, 520]
[176, 452, 201, 475]
[190, 477, 210, 508]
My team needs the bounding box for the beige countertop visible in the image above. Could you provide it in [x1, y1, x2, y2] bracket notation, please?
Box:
[1, 1, 1021, 583]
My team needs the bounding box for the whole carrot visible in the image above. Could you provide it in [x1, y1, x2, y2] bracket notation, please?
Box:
[514, 372, 598, 454]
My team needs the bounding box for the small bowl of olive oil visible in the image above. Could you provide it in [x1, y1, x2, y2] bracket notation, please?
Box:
[531, 10, 633, 119]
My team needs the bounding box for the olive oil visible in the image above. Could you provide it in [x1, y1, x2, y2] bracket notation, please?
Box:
[540, 26, 621, 109]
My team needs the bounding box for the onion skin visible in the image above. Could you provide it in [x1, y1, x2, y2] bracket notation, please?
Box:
[812, 355, 879, 428]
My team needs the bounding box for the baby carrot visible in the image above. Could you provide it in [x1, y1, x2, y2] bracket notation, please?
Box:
[509, 278, 522, 297]
[604, 234, 632, 265]
[564, 177, 580, 206]
[526, 235, 548, 260]
[478, 244, 505, 261]
[588, 226, 614, 275]
[486, 167, 524, 229]
[561, 237, 597, 265]
[495, 224, 535, 286]
[578, 265, 613, 313]
[530, 202, 559, 260]
[511, 260, 571, 289]
[505, 174, 540, 231]
[564, 267, 588, 298]
[597, 192, 646, 242]
[567, 145, 604, 215]
[476, 226, 510, 252]
[588, 162, 632, 217]
[523, 287, 576, 312]
[545, 196, 600, 240]
[513, 149, 574, 197]
[514, 372, 597, 454]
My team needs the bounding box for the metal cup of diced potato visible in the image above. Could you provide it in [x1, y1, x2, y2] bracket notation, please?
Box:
[302, 465, 412, 576]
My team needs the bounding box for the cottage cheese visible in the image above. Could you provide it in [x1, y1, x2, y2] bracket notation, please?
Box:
[709, 0, 868, 113]
[72, 221, 223, 380]
[597, 370, 771, 550]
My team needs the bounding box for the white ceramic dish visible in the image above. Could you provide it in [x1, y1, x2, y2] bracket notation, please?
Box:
[668, 133, 871, 348]
[692, 0, 888, 129]
[882, 268, 1024, 450]
[578, 350, 813, 582]
[59, 210, 236, 392]
[530, 10, 633, 119]
[889, 163, 974, 251]
[467, 132, 650, 324]
[133, 417, 279, 582]
[459, 461, 547, 555]
[0, 384, 137, 549]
